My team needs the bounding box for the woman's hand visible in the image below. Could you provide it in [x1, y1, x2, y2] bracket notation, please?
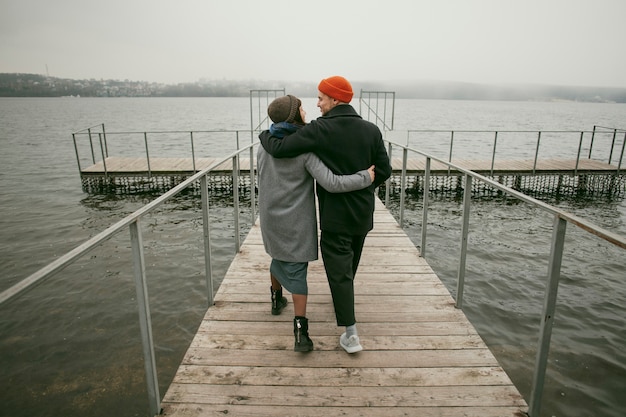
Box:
[368, 165, 375, 183]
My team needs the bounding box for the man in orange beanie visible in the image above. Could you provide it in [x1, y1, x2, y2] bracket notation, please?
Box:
[259, 75, 392, 354]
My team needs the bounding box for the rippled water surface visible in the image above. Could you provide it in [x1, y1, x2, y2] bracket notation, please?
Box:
[1, 97, 624, 417]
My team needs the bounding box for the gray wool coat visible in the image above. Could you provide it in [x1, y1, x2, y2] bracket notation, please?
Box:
[258, 145, 372, 263]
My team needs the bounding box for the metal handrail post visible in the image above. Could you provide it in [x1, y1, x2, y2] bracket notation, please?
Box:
[249, 142, 256, 222]
[420, 157, 431, 257]
[588, 125, 596, 159]
[129, 219, 161, 417]
[232, 155, 241, 253]
[616, 131, 625, 174]
[376, 92, 382, 130]
[375, 92, 380, 127]
[98, 133, 108, 179]
[88, 127, 96, 164]
[533, 132, 542, 175]
[448, 131, 454, 176]
[72, 133, 82, 173]
[102, 123, 108, 158]
[190, 132, 196, 172]
[608, 128, 617, 164]
[574, 131, 584, 177]
[144, 132, 152, 178]
[385, 142, 392, 206]
[528, 215, 567, 417]
[200, 175, 214, 306]
[250, 92, 255, 140]
[455, 175, 472, 309]
[490, 131, 498, 176]
[399, 147, 408, 226]
[391, 92, 395, 130]
[235, 131, 242, 221]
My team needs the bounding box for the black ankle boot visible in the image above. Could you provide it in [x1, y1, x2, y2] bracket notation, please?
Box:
[271, 287, 288, 315]
[294, 316, 314, 352]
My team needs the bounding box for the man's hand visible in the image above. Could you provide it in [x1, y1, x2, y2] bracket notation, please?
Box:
[368, 165, 375, 183]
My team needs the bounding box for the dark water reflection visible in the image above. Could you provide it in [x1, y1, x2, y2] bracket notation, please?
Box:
[1, 191, 256, 417]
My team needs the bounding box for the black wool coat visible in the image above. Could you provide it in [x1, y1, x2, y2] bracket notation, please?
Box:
[259, 104, 392, 235]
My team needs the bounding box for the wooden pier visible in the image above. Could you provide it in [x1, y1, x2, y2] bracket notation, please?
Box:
[81, 156, 617, 176]
[160, 199, 527, 416]
[79, 156, 623, 197]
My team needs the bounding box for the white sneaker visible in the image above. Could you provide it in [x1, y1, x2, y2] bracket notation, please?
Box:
[340, 332, 363, 353]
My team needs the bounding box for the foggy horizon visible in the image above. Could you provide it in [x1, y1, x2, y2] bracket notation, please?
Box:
[6, 71, 626, 90]
[4, 72, 625, 103]
[2, 1, 625, 89]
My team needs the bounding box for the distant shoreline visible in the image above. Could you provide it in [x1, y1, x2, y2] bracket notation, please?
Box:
[1, 73, 625, 103]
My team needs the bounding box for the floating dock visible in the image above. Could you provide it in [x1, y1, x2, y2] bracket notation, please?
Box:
[159, 199, 527, 416]
[79, 156, 623, 197]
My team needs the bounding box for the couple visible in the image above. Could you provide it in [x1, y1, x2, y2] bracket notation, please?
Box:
[257, 75, 392, 354]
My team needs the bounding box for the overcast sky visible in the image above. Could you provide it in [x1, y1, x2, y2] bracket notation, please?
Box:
[1, 0, 625, 88]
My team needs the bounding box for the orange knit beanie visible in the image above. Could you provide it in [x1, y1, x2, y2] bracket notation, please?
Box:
[318, 76, 353, 103]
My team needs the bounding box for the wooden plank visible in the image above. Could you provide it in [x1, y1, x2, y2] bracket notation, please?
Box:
[202, 309, 470, 323]
[218, 281, 452, 296]
[188, 334, 488, 350]
[183, 346, 498, 369]
[196, 320, 479, 336]
[163, 384, 526, 407]
[162, 404, 527, 417]
[159, 198, 528, 416]
[208, 294, 458, 311]
[171, 364, 515, 386]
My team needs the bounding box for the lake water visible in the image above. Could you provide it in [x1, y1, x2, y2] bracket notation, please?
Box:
[0, 97, 625, 417]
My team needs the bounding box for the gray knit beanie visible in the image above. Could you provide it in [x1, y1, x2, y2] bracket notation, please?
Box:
[268, 95, 300, 123]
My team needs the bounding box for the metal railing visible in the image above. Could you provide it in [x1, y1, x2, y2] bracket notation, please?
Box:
[0, 143, 257, 417]
[72, 124, 626, 174]
[250, 89, 285, 133]
[395, 126, 625, 176]
[72, 125, 248, 173]
[383, 138, 626, 417]
[72, 125, 259, 217]
[359, 90, 396, 131]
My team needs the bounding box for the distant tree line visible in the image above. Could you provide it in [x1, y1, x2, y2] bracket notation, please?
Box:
[1, 73, 625, 103]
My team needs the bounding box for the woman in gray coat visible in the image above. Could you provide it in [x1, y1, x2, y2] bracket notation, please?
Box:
[258, 95, 374, 352]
